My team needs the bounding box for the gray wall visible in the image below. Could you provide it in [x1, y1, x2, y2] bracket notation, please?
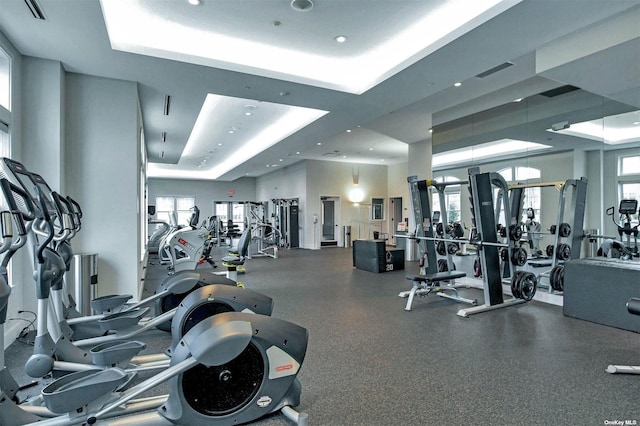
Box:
[64, 73, 142, 299]
[148, 176, 257, 221]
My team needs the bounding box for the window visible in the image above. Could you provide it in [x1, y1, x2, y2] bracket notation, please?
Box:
[155, 196, 195, 226]
[0, 46, 9, 111]
[431, 176, 461, 224]
[371, 198, 384, 220]
[618, 154, 640, 227]
[619, 155, 640, 176]
[497, 166, 542, 224]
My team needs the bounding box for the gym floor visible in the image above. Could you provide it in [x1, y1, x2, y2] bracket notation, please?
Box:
[6, 246, 640, 425]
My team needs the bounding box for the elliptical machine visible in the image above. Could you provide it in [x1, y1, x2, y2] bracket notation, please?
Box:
[605, 199, 638, 257]
[0, 179, 310, 425]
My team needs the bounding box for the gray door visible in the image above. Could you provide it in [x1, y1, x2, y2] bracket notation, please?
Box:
[322, 199, 335, 240]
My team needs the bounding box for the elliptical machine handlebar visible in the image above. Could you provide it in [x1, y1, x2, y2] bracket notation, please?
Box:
[34, 186, 55, 265]
[0, 178, 35, 257]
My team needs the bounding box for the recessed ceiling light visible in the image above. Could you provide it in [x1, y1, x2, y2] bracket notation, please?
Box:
[217, 143, 223, 146]
[429, 128, 433, 133]
[513, 98, 523, 102]
[291, 0, 313, 12]
[633, 121, 640, 125]
[317, 142, 322, 146]
[187, 0, 200, 5]
[334, 35, 347, 43]
[369, 147, 373, 151]
[346, 129, 352, 133]
[279, 159, 283, 162]
[454, 82, 462, 87]
[296, 151, 300, 155]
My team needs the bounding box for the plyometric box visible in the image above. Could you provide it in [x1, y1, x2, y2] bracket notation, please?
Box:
[563, 258, 640, 332]
[353, 239, 404, 273]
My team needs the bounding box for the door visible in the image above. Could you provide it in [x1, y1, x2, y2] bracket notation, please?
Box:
[321, 196, 341, 247]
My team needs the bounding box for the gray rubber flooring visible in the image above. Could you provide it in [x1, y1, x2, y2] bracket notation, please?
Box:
[7, 246, 640, 425]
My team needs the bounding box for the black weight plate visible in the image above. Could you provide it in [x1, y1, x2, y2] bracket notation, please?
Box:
[473, 258, 482, 277]
[510, 247, 528, 266]
[546, 245, 554, 258]
[509, 225, 523, 241]
[549, 224, 557, 235]
[436, 240, 446, 256]
[558, 223, 571, 238]
[447, 242, 459, 254]
[519, 272, 537, 301]
[556, 243, 571, 261]
[510, 271, 520, 299]
[500, 248, 509, 262]
[437, 258, 449, 272]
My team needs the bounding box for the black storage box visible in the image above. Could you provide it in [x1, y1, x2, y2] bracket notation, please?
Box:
[353, 239, 404, 273]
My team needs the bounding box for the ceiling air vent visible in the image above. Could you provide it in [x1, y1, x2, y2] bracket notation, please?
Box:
[475, 62, 514, 78]
[322, 151, 340, 157]
[539, 85, 580, 98]
[24, 0, 45, 20]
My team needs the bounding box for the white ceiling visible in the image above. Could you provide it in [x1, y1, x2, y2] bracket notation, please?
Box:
[0, 0, 638, 181]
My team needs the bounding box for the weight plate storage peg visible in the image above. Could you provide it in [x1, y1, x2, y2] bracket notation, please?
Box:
[558, 222, 571, 237]
[556, 243, 571, 261]
[510, 247, 528, 266]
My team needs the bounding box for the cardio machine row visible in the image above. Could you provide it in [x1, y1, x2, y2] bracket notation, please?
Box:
[0, 157, 310, 426]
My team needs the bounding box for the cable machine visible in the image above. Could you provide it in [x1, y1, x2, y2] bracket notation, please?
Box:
[457, 167, 537, 318]
[248, 201, 280, 259]
[272, 198, 299, 249]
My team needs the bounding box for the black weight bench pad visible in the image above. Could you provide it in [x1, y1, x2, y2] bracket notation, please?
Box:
[406, 271, 466, 283]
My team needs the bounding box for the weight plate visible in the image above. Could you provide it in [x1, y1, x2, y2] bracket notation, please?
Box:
[557, 265, 565, 291]
[549, 224, 557, 235]
[511, 271, 523, 299]
[510, 247, 528, 266]
[436, 240, 446, 256]
[546, 245, 554, 258]
[519, 272, 537, 301]
[500, 248, 509, 262]
[437, 258, 449, 272]
[473, 258, 482, 277]
[559, 222, 571, 237]
[509, 225, 523, 242]
[453, 223, 464, 238]
[556, 243, 571, 261]
[435, 223, 444, 236]
[447, 242, 459, 254]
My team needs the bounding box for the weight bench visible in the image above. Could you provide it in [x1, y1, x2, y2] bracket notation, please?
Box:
[399, 271, 477, 311]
